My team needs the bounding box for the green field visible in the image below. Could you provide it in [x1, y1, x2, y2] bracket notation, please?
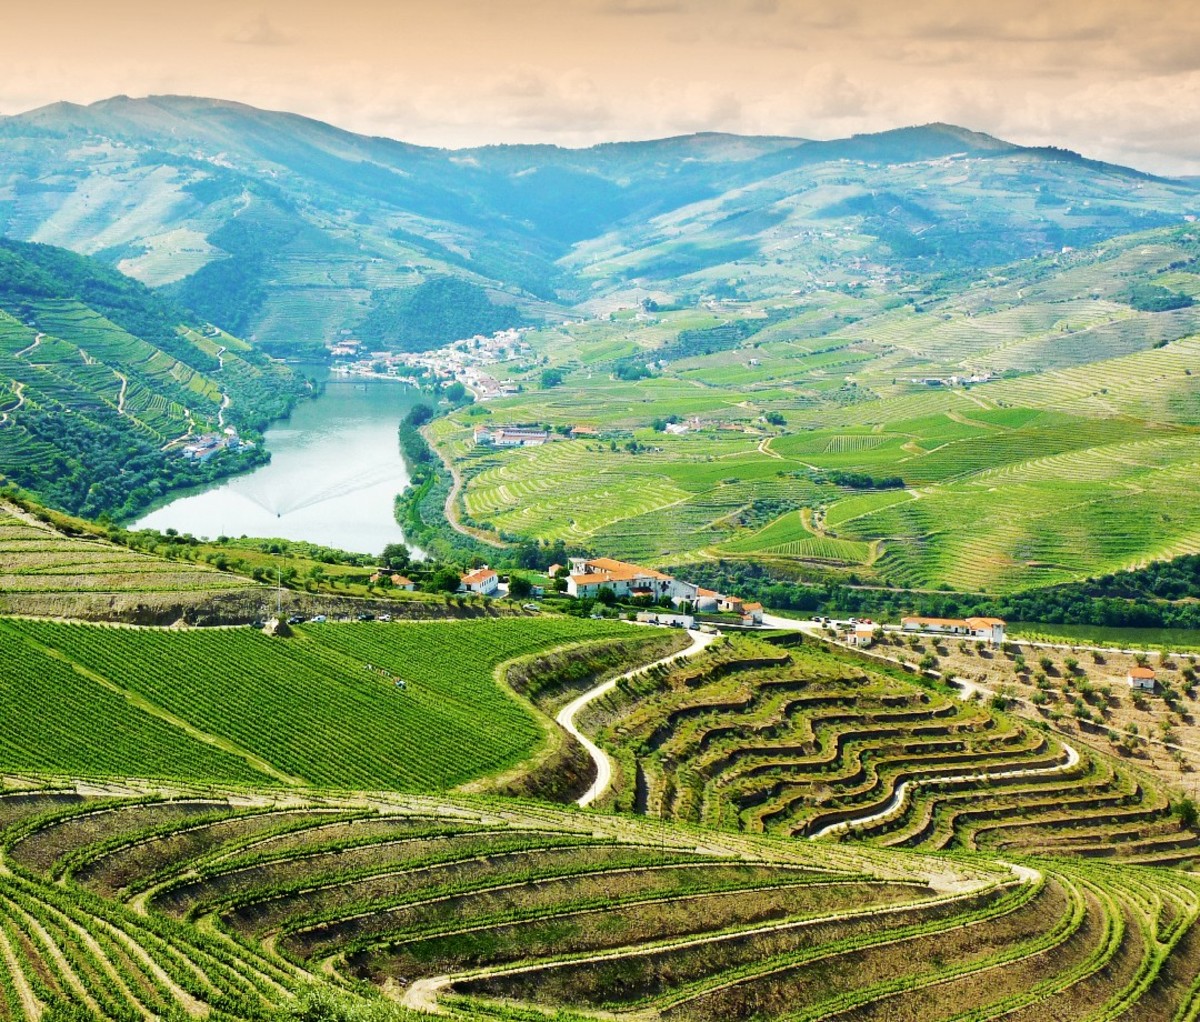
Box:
[0, 616, 635, 790]
[1010, 622, 1200, 651]
[424, 224, 1200, 593]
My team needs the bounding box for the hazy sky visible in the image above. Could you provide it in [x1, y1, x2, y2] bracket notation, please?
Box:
[4, 0, 1199, 174]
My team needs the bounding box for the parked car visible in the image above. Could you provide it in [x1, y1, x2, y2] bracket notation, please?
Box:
[378, 614, 392, 622]
[310, 614, 327, 623]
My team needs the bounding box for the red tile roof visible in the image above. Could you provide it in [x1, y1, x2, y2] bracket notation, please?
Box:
[461, 568, 497, 586]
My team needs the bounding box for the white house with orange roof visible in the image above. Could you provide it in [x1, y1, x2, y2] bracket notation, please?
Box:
[741, 602, 764, 625]
[902, 615, 1005, 644]
[460, 566, 499, 596]
[566, 557, 698, 603]
[1127, 666, 1156, 690]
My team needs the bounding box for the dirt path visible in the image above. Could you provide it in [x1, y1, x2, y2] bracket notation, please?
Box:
[808, 739, 1080, 839]
[14, 333, 43, 359]
[0, 381, 25, 426]
[116, 372, 128, 414]
[557, 628, 718, 808]
[420, 425, 508, 549]
[757, 435, 782, 459]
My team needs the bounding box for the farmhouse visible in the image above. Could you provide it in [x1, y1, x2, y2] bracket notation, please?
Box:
[902, 616, 1006, 644]
[742, 602, 764, 626]
[845, 620, 877, 647]
[566, 557, 699, 602]
[460, 567, 499, 596]
[473, 425, 549, 447]
[1127, 667, 1157, 690]
[391, 575, 415, 590]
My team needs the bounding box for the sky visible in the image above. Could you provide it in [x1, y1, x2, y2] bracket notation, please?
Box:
[3, 0, 1199, 175]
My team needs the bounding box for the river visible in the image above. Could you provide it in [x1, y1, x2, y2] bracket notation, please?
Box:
[134, 372, 423, 556]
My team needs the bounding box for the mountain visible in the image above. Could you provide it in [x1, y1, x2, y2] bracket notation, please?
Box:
[0, 96, 1195, 346]
[0, 238, 305, 518]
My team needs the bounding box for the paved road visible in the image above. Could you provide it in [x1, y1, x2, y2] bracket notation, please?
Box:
[558, 628, 718, 808]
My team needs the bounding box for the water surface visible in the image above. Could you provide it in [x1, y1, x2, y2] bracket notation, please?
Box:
[135, 375, 421, 556]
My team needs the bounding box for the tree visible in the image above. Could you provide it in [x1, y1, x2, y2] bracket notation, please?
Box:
[381, 543, 410, 570]
[430, 567, 462, 593]
[443, 381, 466, 402]
[541, 368, 565, 389]
[508, 576, 533, 599]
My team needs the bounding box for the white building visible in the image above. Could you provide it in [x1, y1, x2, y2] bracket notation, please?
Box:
[566, 557, 698, 603]
[1127, 667, 1156, 690]
[902, 616, 1006, 644]
[636, 611, 695, 629]
[460, 567, 499, 596]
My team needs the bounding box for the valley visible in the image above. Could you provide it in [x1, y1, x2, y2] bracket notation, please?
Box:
[2, 89, 1200, 1022]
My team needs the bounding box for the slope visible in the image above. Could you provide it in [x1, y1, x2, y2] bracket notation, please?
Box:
[0, 239, 305, 519]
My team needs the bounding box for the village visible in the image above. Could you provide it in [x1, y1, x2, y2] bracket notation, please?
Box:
[177, 427, 256, 462]
[329, 328, 534, 400]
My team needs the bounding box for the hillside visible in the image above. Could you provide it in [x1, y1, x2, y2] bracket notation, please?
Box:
[0, 240, 305, 519]
[3, 701, 1200, 1021]
[429, 222, 1200, 592]
[1, 97, 1195, 344]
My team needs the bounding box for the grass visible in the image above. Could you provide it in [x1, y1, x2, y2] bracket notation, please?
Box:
[413, 224, 1200, 594]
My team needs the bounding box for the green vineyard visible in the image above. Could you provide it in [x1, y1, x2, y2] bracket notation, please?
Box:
[584, 636, 1200, 865]
[0, 616, 636, 791]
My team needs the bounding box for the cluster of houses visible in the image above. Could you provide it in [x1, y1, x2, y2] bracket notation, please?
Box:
[329, 328, 533, 399]
[841, 614, 1008, 648]
[180, 428, 255, 462]
[450, 555, 765, 626]
[559, 557, 763, 625]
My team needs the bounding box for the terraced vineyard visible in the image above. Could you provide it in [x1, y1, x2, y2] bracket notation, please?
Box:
[4, 779, 1200, 1022]
[583, 636, 1200, 865]
[0, 502, 253, 613]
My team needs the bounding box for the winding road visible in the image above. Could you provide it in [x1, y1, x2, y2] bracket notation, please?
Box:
[808, 739, 1080, 840]
[760, 613, 1085, 840]
[558, 628, 718, 808]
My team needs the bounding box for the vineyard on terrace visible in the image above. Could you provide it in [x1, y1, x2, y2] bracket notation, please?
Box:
[4, 780, 1200, 1022]
[583, 636, 1200, 865]
[0, 616, 636, 791]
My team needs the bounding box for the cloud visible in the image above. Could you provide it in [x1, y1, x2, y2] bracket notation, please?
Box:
[223, 12, 292, 47]
[595, 0, 682, 13]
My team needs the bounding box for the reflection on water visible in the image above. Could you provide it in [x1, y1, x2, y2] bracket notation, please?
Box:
[134, 375, 422, 556]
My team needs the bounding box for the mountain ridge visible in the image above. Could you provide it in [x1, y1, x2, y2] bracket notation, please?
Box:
[0, 94, 1196, 345]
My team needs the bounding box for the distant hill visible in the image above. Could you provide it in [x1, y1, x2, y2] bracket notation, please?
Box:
[0, 238, 305, 518]
[0, 96, 1195, 343]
